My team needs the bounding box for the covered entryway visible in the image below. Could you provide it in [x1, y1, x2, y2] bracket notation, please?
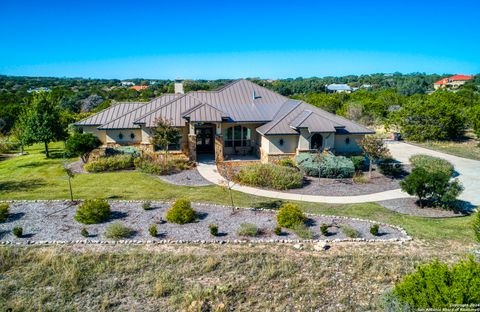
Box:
[195, 126, 214, 154]
[310, 133, 323, 149]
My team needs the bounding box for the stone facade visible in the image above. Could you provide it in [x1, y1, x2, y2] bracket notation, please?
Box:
[188, 134, 197, 162]
[214, 135, 224, 162]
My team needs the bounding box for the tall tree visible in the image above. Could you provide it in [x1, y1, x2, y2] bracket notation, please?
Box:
[21, 92, 65, 158]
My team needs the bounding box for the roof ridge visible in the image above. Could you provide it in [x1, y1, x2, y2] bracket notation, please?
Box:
[293, 110, 313, 127]
[262, 100, 302, 134]
[181, 102, 227, 117]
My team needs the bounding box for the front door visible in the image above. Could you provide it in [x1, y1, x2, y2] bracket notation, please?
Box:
[195, 127, 214, 153]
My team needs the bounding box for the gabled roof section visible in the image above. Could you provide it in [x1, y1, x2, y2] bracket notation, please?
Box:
[290, 110, 345, 132]
[256, 100, 302, 135]
[74, 102, 146, 126]
[98, 94, 181, 130]
[181, 103, 229, 122]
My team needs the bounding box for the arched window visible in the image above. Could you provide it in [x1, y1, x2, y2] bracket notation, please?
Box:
[118, 133, 124, 140]
[345, 137, 350, 144]
[224, 126, 251, 148]
[310, 134, 323, 149]
[130, 133, 135, 139]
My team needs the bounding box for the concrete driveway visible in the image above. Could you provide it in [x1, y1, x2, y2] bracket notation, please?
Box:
[387, 142, 480, 206]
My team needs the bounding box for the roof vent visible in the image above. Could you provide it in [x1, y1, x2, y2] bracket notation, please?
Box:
[252, 90, 259, 100]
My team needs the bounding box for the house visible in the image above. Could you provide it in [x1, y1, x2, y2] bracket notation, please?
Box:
[74, 79, 374, 163]
[434, 74, 473, 90]
[121, 81, 135, 87]
[326, 83, 353, 93]
[130, 85, 149, 91]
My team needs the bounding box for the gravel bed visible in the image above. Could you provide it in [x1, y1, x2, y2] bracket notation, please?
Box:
[377, 197, 471, 218]
[157, 168, 212, 186]
[284, 173, 401, 196]
[0, 201, 408, 243]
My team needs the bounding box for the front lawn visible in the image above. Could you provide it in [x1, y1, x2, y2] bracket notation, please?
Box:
[411, 133, 480, 161]
[0, 142, 476, 244]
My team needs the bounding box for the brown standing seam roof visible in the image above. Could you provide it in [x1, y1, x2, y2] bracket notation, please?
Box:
[74, 102, 146, 126]
[181, 103, 229, 122]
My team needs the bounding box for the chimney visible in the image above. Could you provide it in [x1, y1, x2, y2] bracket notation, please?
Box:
[174, 78, 184, 94]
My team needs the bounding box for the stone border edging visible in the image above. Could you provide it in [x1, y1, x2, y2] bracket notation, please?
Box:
[0, 200, 412, 245]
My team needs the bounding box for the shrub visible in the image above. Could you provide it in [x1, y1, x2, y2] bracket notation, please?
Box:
[149, 224, 158, 237]
[389, 258, 480, 309]
[352, 172, 369, 184]
[142, 201, 152, 210]
[277, 203, 305, 228]
[165, 199, 196, 224]
[320, 223, 329, 236]
[12, 226, 23, 238]
[295, 153, 355, 178]
[84, 154, 134, 172]
[292, 223, 313, 239]
[350, 155, 366, 171]
[65, 132, 102, 162]
[278, 157, 295, 167]
[74, 199, 111, 224]
[105, 222, 134, 239]
[274, 226, 282, 235]
[473, 212, 480, 243]
[0, 202, 9, 222]
[341, 225, 360, 238]
[134, 154, 191, 175]
[236, 223, 258, 237]
[378, 157, 404, 178]
[410, 154, 454, 177]
[80, 227, 89, 237]
[209, 224, 219, 236]
[370, 224, 380, 236]
[236, 163, 303, 190]
[401, 167, 463, 208]
[252, 200, 284, 210]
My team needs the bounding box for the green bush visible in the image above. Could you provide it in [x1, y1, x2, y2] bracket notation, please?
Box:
[370, 224, 380, 236]
[236, 163, 303, 190]
[277, 203, 305, 229]
[292, 223, 313, 239]
[350, 155, 366, 171]
[320, 223, 329, 236]
[209, 224, 219, 236]
[278, 157, 295, 167]
[84, 154, 134, 172]
[134, 156, 191, 175]
[296, 153, 355, 178]
[389, 258, 480, 309]
[473, 212, 480, 243]
[142, 201, 152, 210]
[65, 132, 101, 162]
[165, 199, 196, 224]
[80, 228, 89, 237]
[236, 223, 258, 237]
[401, 167, 463, 208]
[274, 226, 282, 235]
[149, 224, 158, 237]
[105, 146, 140, 157]
[74, 199, 111, 224]
[341, 225, 360, 238]
[105, 222, 134, 239]
[378, 158, 404, 178]
[410, 154, 454, 177]
[352, 172, 369, 184]
[12, 226, 23, 238]
[0, 203, 9, 222]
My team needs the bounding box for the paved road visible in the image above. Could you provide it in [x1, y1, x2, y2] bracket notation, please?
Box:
[387, 142, 480, 206]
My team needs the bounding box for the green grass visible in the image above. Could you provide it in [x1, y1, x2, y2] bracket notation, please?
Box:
[0, 142, 476, 244]
[412, 135, 480, 161]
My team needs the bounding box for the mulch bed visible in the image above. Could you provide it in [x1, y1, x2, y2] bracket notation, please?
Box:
[377, 197, 472, 218]
[0, 201, 408, 243]
[157, 168, 213, 186]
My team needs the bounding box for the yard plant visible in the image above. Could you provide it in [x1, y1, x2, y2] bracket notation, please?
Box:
[277, 203, 306, 228]
[84, 154, 135, 172]
[209, 224, 219, 236]
[236, 163, 303, 190]
[291, 223, 313, 239]
[341, 225, 360, 238]
[74, 199, 111, 224]
[149, 224, 158, 237]
[165, 199, 196, 224]
[0, 203, 9, 222]
[410, 154, 454, 177]
[295, 153, 355, 178]
[65, 132, 101, 163]
[236, 223, 259, 237]
[105, 222, 134, 239]
[370, 224, 380, 236]
[12, 226, 23, 238]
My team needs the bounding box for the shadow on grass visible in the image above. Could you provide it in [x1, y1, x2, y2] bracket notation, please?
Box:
[0, 179, 47, 192]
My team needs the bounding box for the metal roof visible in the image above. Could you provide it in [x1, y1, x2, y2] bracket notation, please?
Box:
[326, 83, 353, 91]
[74, 102, 146, 126]
[182, 103, 229, 122]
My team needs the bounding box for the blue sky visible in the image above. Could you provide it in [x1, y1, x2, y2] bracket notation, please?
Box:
[1, 0, 479, 79]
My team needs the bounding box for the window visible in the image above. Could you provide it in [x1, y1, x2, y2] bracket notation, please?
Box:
[310, 133, 323, 149]
[224, 126, 251, 148]
[130, 133, 135, 139]
[118, 133, 124, 139]
[279, 139, 284, 146]
[345, 137, 350, 144]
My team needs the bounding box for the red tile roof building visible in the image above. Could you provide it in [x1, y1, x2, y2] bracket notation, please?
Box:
[130, 85, 149, 91]
[434, 74, 473, 90]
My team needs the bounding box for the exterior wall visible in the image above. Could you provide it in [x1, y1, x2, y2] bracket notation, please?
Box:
[297, 130, 335, 151]
[334, 134, 364, 154]
[81, 126, 106, 144]
[105, 129, 142, 144]
[265, 135, 299, 154]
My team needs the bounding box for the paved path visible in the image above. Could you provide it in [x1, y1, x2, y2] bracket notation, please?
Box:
[197, 143, 480, 205]
[387, 142, 480, 206]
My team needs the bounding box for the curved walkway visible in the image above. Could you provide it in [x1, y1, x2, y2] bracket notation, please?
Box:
[197, 142, 480, 205]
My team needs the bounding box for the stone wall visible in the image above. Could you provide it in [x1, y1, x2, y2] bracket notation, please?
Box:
[188, 134, 197, 162]
[214, 135, 224, 162]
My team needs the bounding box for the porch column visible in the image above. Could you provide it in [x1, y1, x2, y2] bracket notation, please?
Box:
[188, 134, 197, 162]
[214, 135, 224, 162]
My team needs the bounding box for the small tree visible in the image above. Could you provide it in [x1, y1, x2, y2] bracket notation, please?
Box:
[219, 164, 237, 213]
[63, 160, 75, 202]
[150, 118, 180, 164]
[65, 132, 101, 163]
[358, 136, 390, 178]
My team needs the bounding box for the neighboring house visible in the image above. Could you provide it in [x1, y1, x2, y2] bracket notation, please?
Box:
[130, 85, 149, 91]
[434, 74, 473, 90]
[74, 79, 374, 163]
[27, 87, 50, 93]
[326, 83, 353, 93]
[121, 81, 135, 86]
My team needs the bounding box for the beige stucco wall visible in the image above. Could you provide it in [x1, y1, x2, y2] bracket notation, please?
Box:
[298, 130, 335, 151]
[261, 135, 299, 154]
[105, 129, 142, 144]
[81, 126, 106, 144]
[334, 134, 364, 154]
[221, 123, 261, 155]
